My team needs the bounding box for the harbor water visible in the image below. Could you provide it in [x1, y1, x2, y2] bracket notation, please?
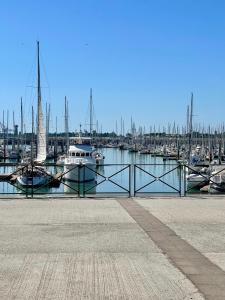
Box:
[0, 148, 183, 196]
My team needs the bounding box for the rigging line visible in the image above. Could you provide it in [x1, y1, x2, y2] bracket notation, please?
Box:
[39, 51, 52, 103]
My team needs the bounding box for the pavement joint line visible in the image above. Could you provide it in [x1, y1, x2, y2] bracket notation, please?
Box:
[117, 198, 225, 300]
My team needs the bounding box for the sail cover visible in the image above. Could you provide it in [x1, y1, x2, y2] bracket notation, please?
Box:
[36, 41, 46, 163]
[36, 95, 46, 162]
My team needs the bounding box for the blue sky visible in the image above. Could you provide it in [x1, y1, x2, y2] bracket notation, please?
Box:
[0, 0, 225, 132]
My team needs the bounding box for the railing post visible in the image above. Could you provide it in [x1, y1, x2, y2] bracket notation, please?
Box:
[78, 165, 80, 198]
[179, 163, 182, 197]
[83, 165, 85, 198]
[31, 164, 34, 198]
[134, 164, 136, 197]
[129, 164, 131, 197]
[184, 164, 187, 196]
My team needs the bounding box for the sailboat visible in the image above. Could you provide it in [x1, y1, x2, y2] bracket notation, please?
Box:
[17, 41, 52, 187]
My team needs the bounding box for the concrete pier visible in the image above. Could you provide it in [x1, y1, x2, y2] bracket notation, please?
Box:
[0, 196, 225, 299]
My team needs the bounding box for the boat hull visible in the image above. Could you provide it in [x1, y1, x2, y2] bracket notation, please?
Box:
[64, 164, 96, 182]
[17, 175, 50, 187]
[187, 174, 209, 189]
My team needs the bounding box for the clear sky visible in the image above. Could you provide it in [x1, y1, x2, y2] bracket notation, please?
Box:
[1, 0, 225, 133]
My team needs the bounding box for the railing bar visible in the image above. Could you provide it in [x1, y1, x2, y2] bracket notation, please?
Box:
[135, 179, 157, 193]
[108, 179, 129, 192]
[158, 179, 180, 193]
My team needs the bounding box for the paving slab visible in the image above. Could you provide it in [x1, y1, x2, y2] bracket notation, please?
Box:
[0, 199, 135, 224]
[136, 197, 225, 255]
[120, 198, 225, 300]
[0, 253, 203, 300]
[0, 198, 206, 299]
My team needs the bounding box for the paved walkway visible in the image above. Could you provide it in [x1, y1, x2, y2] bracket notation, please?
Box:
[0, 197, 225, 299]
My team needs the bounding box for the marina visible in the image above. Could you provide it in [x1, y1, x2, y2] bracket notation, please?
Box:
[0, 146, 225, 197]
[1, 1, 225, 299]
[1, 56, 225, 197]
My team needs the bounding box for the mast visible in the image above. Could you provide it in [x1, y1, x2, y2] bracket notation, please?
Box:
[31, 106, 34, 163]
[6, 110, 9, 150]
[64, 96, 69, 152]
[188, 93, 193, 164]
[3, 110, 5, 158]
[12, 111, 15, 151]
[96, 120, 99, 135]
[186, 105, 189, 134]
[90, 88, 93, 136]
[19, 97, 23, 156]
[54, 116, 58, 159]
[20, 98, 23, 136]
[36, 41, 46, 162]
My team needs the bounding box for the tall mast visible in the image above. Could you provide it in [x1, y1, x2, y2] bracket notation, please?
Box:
[6, 110, 9, 149]
[36, 41, 46, 162]
[37, 41, 41, 114]
[96, 120, 99, 135]
[20, 98, 23, 135]
[186, 105, 189, 134]
[31, 106, 34, 162]
[190, 93, 193, 137]
[64, 96, 69, 151]
[3, 110, 5, 158]
[188, 93, 193, 163]
[90, 88, 93, 136]
[12, 111, 15, 151]
[37, 40, 40, 157]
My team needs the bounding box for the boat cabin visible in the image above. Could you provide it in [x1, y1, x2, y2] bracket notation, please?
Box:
[68, 144, 93, 159]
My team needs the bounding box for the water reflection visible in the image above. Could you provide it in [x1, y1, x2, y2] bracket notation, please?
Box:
[63, 180, 97, 195]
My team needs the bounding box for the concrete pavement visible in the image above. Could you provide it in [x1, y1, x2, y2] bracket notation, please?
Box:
[0, 197, 224, 299]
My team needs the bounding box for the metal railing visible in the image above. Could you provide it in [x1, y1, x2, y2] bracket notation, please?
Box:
[0, 162, 225, 197]
[0, 163, 131, 198]
[134, 164, 182, 196]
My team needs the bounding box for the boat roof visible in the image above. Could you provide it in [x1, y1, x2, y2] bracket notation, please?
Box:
[69, 144, 93, 152]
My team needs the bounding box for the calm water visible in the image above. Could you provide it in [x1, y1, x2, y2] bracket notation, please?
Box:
[0, 148, 183, 196]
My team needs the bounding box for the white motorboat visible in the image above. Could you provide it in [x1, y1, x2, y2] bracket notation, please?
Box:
[64, 142, 96, 182]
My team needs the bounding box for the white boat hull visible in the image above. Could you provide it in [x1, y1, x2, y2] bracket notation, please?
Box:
[17, 175, 50, 187]
[187, 174, 208, 189]
[64, 164, 96, 182]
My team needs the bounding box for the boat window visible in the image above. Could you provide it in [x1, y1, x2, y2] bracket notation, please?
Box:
[76, 153, 80, 157]
[81, 153, 85, 157]
[72, 152, 75, 156]
[86, 153, 89, 157]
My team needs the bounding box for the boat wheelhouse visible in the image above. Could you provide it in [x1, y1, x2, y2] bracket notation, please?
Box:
[64, 142, 96, 182]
